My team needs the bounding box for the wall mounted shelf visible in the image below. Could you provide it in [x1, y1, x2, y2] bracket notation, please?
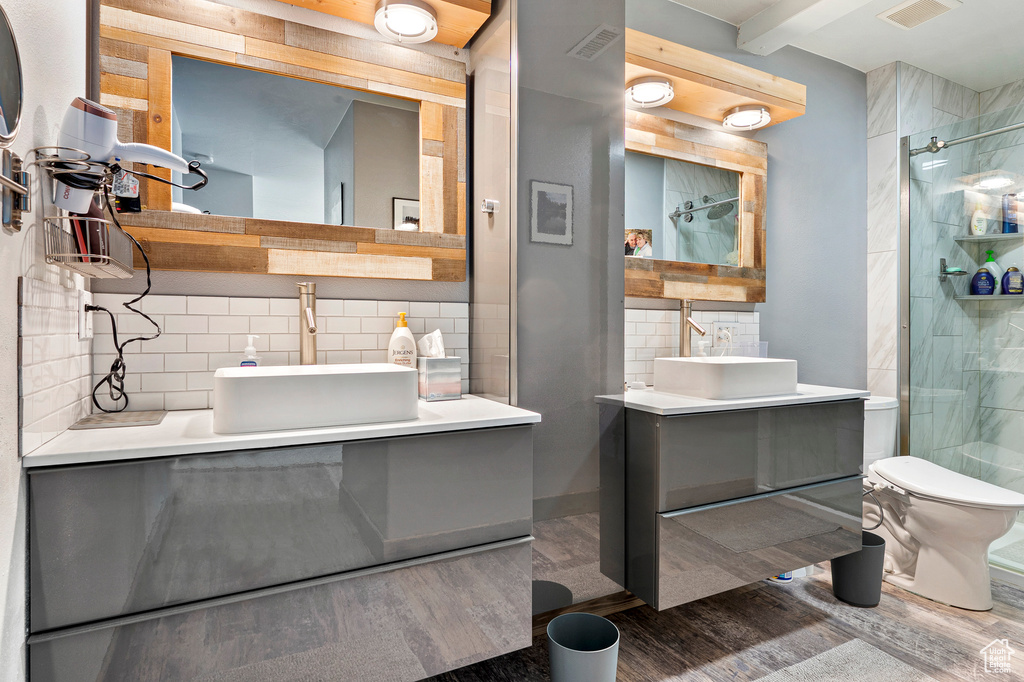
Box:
[625, 29, 806, 129]
[953, 295, 1024, 302]
[954, 233, 1023, 245]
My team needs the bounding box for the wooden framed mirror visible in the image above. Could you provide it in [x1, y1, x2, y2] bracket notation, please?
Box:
[96, 0, 473, 281]
[623, 29, 805, 302]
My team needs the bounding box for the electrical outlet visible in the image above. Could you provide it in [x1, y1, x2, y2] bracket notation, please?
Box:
[79, 290, 94, 340]
[711, 322, 739, 347]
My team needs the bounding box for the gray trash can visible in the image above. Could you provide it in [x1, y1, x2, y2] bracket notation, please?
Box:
[831, 531, 886, 607]
[547, 612, 620, 682]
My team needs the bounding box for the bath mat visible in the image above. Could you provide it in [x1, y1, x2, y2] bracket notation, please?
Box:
[992, 538, 1024, 566]
[754, 639, 938, 682]
[675, 496, 840, 553]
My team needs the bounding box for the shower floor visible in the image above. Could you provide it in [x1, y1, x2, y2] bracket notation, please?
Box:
[991, 520, 1024, 574]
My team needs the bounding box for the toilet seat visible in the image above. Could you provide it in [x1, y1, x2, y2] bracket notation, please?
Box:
[872, 456, 1024, 511]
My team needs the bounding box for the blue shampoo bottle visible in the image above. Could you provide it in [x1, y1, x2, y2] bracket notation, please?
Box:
[1003, 193, 1018, 233]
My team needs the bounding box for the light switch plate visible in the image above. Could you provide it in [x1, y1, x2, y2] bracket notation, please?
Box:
[79, 290, 93, 340]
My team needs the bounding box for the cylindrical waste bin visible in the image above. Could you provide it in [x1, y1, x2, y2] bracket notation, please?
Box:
[831, 531, 886, 607]
[547, 612, 620, 682]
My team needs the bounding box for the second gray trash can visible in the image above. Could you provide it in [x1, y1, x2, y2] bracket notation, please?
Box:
[547, 612, 620, 682]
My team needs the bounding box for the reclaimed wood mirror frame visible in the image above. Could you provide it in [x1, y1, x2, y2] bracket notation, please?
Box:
[624, 110, 767, 303]
[96, 0, 468, 281]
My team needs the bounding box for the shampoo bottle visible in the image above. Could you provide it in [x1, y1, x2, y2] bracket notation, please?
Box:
[983, 250, 1004, 295]
[240, 335, 261, 367]
[971, 268, 996, 295]
[388, 313, 417, 367]
[1002, 266, 1024, 295]
[970, 202, 987, 236]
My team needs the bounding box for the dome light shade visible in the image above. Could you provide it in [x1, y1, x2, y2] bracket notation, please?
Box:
[374, 0, 438, 44]
[626, 77, 674, 108]
[723, 105, 772, 130]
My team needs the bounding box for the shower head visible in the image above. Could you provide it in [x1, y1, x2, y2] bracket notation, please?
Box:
[706, 201, 734, 220]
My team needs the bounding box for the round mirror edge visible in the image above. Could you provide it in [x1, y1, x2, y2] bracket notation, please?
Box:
[0, 1, 24, 149]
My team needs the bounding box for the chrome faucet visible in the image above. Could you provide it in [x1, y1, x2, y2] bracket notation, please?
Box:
[298, 282, 317, 365]
[680, 299, 707, 357]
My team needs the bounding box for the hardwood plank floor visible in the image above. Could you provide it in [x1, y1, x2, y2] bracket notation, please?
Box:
[428, 571, 1024, 681]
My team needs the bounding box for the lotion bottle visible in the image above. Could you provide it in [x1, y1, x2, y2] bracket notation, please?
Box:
[984, 250, 1004, 295]
[388, 313, 417, 367]
[970, 202, 987, 236]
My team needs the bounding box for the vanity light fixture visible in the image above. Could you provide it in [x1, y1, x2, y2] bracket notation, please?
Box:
[722, 105, 772, 130]
[625, 77, 674, 108]
[374, 0, 438, 44]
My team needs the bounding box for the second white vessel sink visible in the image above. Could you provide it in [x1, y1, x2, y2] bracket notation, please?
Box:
[213, 363, 418, 434]
[653, 356, 798, 400]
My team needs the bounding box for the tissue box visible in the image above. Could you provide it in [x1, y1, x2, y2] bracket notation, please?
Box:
[417, 357, 462, 401]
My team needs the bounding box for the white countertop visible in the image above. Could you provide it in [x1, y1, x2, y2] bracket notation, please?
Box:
[23, 395, 541, 469]
[595, 383, 869, 416]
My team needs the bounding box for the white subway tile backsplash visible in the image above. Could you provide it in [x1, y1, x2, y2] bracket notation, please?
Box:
[87, 295, 471, 412]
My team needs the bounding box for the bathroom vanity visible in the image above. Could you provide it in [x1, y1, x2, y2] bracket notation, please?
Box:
[598, 384, 868, 610]
[24, 396, 539, 682]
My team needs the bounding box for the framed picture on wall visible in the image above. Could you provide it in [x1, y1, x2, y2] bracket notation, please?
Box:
[393, 197, 420, 231]
[530, 181, 573, 245]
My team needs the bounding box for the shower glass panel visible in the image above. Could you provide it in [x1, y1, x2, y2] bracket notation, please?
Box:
[906, 104, 1024, 575]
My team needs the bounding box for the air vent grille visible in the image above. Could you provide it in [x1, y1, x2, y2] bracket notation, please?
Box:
[568, 24, 623, 61]
[877, 0, 961, 30]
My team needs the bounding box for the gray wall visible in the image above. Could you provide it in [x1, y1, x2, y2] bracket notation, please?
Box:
[517, 0, 625, 516]
[189, 167, 254, 218]
[353, 101, 419, 229]
[324, 103, 354, 225]
[628, 0, 868, 390]
[625, 151, 664, 259]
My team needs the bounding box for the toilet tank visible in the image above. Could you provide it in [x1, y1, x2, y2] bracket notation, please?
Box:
[864, 396, 899, 470]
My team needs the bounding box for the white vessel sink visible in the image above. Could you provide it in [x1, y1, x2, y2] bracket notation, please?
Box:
[213, 363, 418, 434]
[653, 356, 798, 400]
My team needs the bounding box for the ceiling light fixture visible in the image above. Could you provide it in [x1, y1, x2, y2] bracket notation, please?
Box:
[625, 77, 674, 108]
[722, 105, 772, 130]
[374, 0, 438, 44]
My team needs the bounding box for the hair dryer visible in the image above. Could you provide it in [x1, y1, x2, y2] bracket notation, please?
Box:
[55, 98, 192, 213]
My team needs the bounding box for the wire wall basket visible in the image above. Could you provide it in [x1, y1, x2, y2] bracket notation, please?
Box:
[44, 215, 135, 279]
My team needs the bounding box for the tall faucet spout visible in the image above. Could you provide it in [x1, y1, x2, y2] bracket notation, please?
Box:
[680, 300, 707, 357]
[298, 282, 317, 365]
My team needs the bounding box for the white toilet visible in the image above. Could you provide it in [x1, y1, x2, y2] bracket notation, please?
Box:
[862, 395, 1024, 611]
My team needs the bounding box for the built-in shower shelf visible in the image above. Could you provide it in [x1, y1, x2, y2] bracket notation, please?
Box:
[954, 233, 1024, 245]
[954, 295, 1024, 302]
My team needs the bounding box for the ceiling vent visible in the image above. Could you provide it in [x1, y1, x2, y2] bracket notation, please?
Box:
[877, 0, 961, 30]
[568, 24, 623, 61]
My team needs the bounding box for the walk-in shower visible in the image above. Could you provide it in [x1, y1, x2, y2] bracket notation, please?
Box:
[901, 103, 1024, 578]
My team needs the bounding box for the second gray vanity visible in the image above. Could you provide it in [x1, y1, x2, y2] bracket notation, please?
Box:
[24, 396, 539, 682]
[598, 384, 868, 610]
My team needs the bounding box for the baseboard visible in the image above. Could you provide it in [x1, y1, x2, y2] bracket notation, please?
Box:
[991, 564, 1024, 591]
[533, 490, 600, 522]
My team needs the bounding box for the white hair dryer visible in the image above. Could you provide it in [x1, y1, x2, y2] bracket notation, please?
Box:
[55, 98, 194, 213]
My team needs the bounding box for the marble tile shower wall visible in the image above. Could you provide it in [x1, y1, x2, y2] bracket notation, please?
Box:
[90, 294, 469, 412]
[20, 277, 92, 455]
[662, 160, 739, 266]
[624, 309, 760, 386]
[865, 62, 979, 404]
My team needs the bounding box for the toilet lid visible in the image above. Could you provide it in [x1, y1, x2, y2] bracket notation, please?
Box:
[872, 456, 1024, 509]
[865, 395, 898, 411]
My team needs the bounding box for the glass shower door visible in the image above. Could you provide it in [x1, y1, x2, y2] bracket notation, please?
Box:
[906, 104, 1024, 575]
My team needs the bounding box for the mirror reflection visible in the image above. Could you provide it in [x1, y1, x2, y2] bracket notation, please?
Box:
[171, 56, 420, 227]
[625, 150, 740, 266]
[0, 4, 22, 142]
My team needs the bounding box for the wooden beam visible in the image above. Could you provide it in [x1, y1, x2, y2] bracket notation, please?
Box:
[146, 47, 172, 211]
[738, 0, 876, 56]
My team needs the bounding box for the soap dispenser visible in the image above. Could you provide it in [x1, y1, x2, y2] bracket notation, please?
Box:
[388, 313, 417, 367]
[240, 335, 261, 367]
[983, 250, 1004, 295]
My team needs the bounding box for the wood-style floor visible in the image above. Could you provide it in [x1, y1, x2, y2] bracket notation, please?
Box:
[429, 571, 1024, 681]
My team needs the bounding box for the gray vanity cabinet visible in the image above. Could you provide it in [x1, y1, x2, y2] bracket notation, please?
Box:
[28, 425, 533, 682]
[601, 399, 864, 610]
